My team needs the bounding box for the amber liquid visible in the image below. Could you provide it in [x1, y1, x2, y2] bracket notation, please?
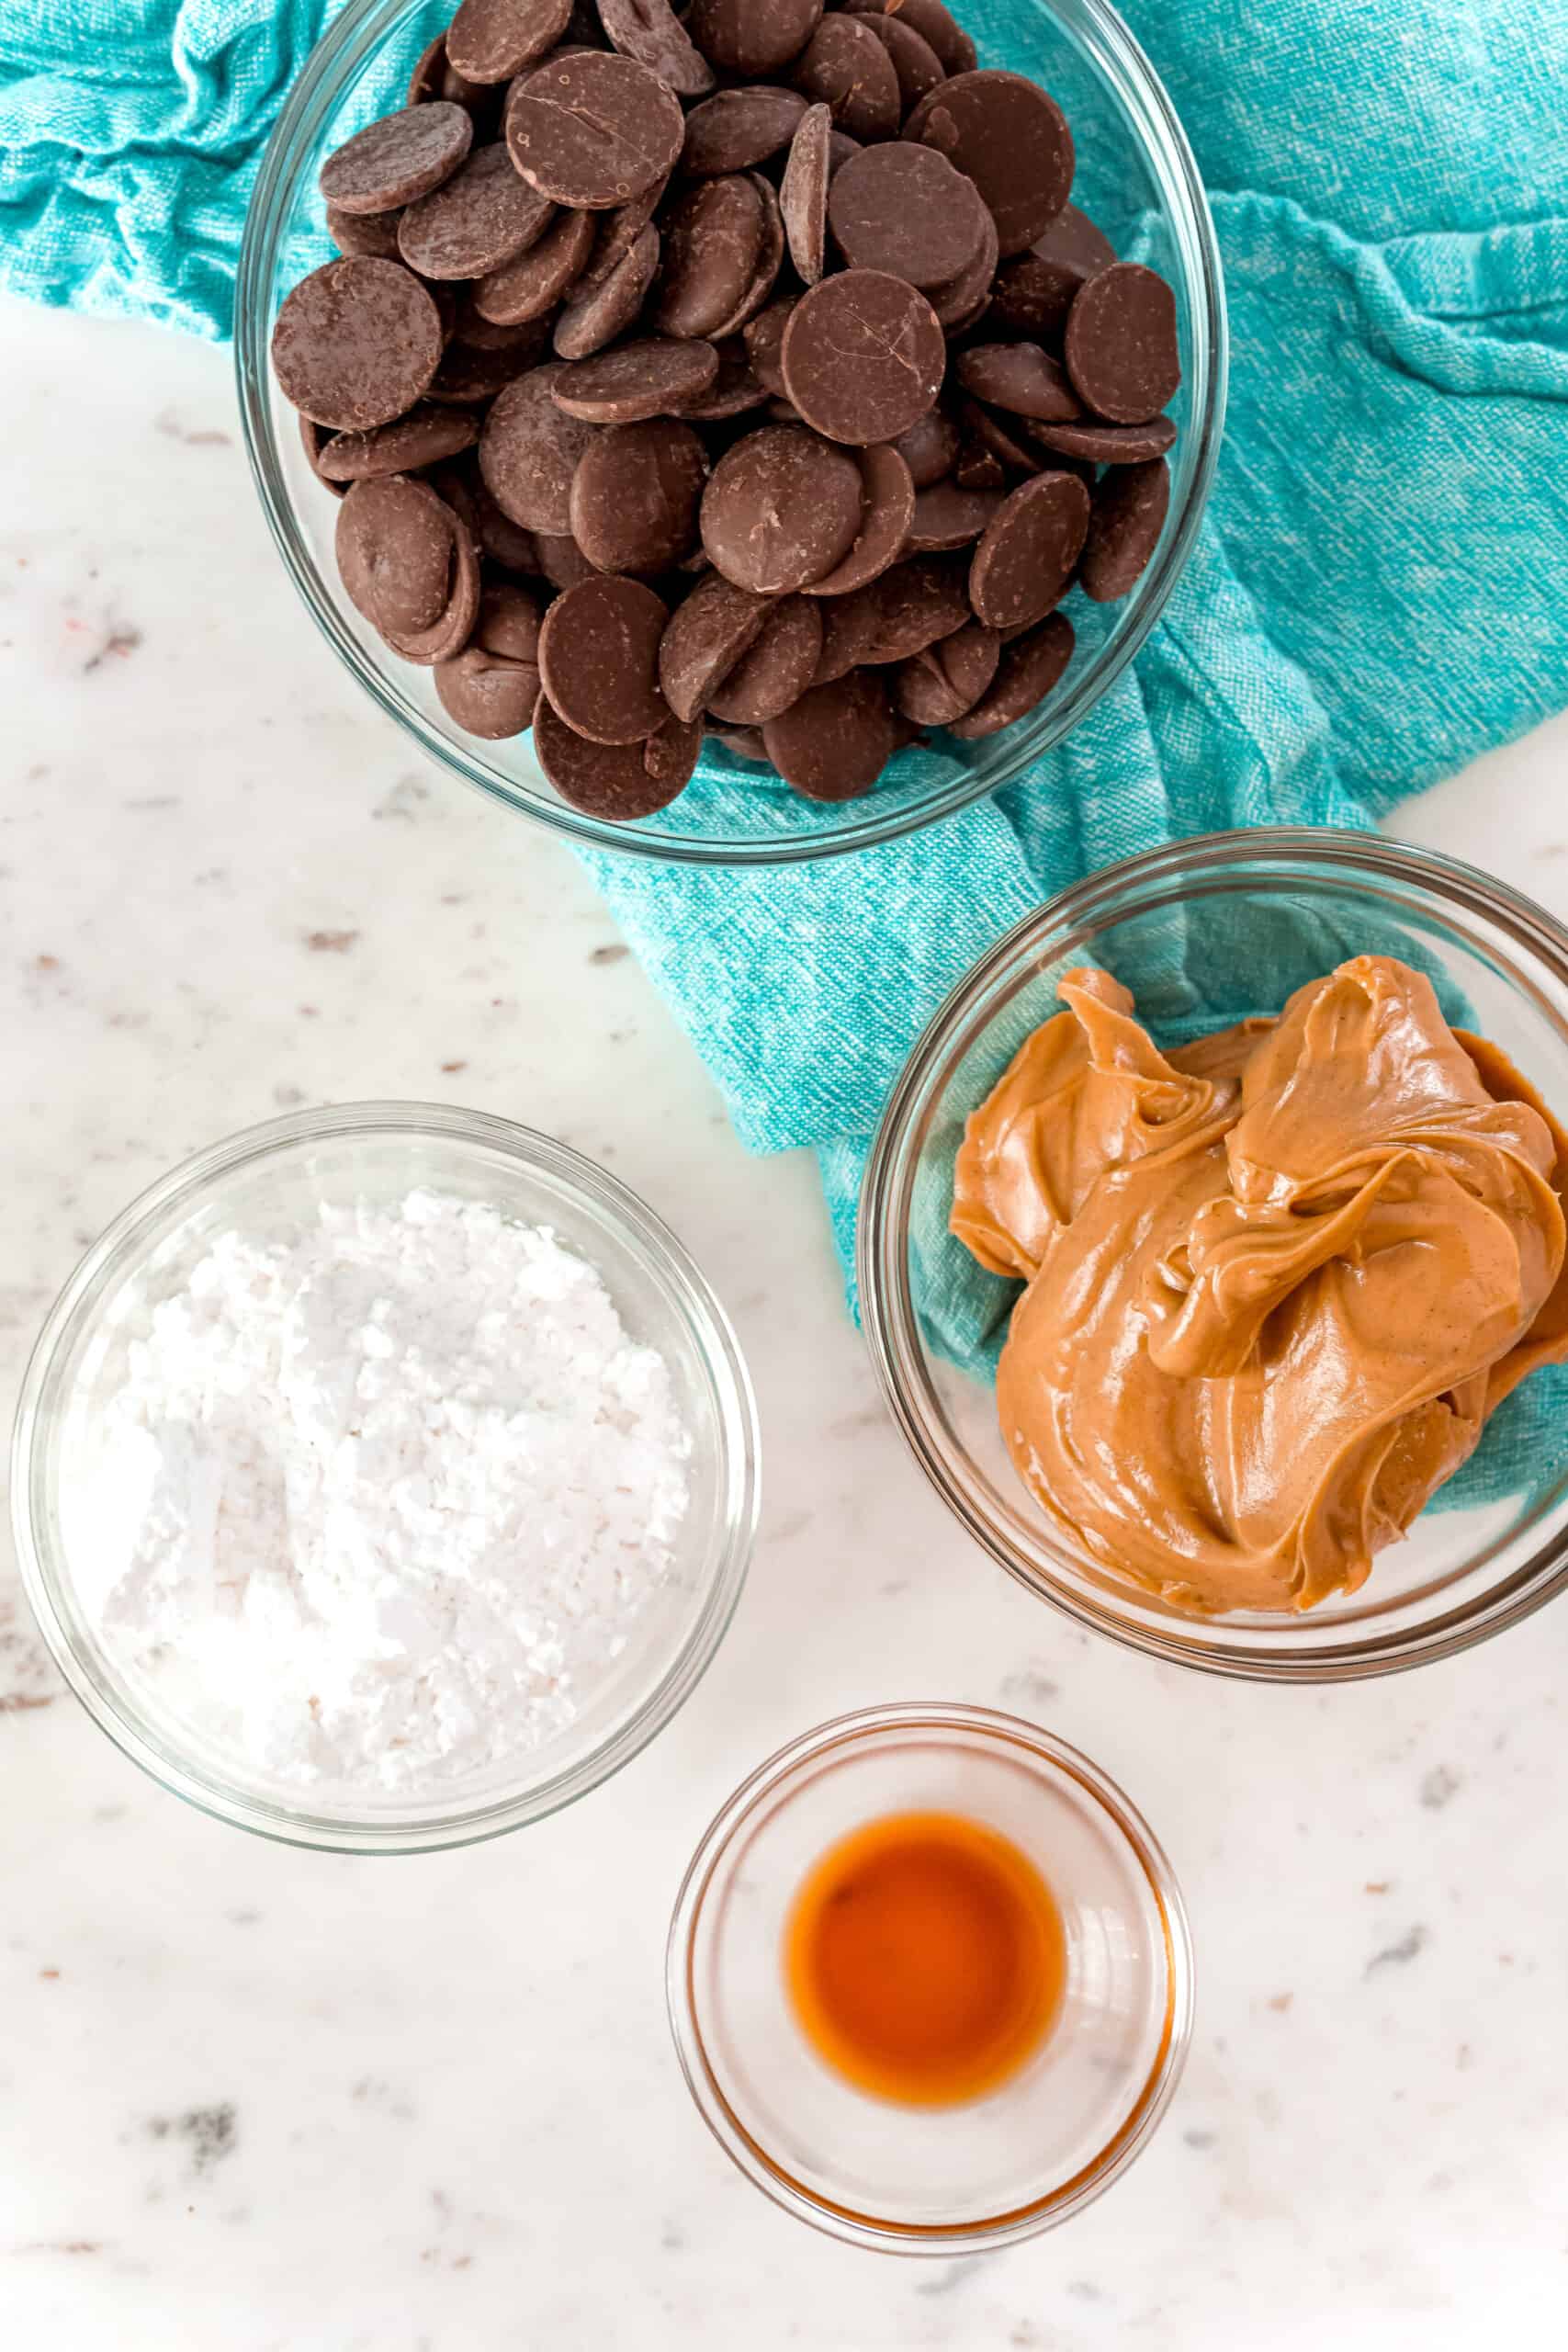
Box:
[784, 1810, 1067, 2108]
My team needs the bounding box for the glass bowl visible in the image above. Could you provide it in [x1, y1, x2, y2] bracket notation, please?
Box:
[234, 0, 1226, 866]
[11, 1104, 759, 1851]
[858, 829, 1568, 1680]
[666, 1702, 1192, 2251]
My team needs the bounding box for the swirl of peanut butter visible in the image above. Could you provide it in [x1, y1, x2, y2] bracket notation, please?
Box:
[952, 956, 1568, 1614]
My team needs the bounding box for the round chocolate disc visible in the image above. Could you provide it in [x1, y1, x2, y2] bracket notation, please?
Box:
[597, 0, 716, 94]
[827, 145, 988, 290]
[327, 204, 405, 260]
[963, 397, 1043, 476]
[658, 572, 773, 720]
[473, 206, 596, 322]
[890, 408, 960, 489]
[857, 11, 944, 107]
[707, 722, 770, 763]
[706, 596, 824, 723]
[948, 610, 1074, 737]
[662, 574, 761, 673]
[336, 474, 479, 662]
[1035, 200, 1115, 277]
[906, 70, 1075, 256]
[673, 348, 769, 421]
[682, 86, 808, 175]
[318, 403, 479, 481]
[272, 257, 444, 431]
[705, 176, 785, 343]
[1063, 263, 1180, 425]
[407, 33, 498, 121]
[956, 344, 1081, 422]
[793, 15, 901, 142]
[551, 336, 720, 422]
[700, 424, 863, 593]
[845, 0, 975, 76]
[852, 555, 971, 662]
[554, 220, 660, 357]
[1077, 457, 1169, 603]
[894, 620, 1000, 723]
[926, 196, 997, 330]
[686, 0, 823, 76]
[479, 364, 598, 530]
[987, 247, 1088, 344]
[534, 694, 699, 819]
[319, 103, 474, 218]
[906, 481, 1002, 551]
[805, 443, 914, 595]
[446, 0, 573, 85]
[779, 103, 831, 286]
[397, 144, 556, 279]
[969, 470, 1089, 629]
[435, 581, 545, 736]
[762, 669, 897, 799]
[536, 532, 599, 590]
[1027, 413, 1176, 465]
[782, 271, 946, 446]
[570, 418, 707, 573]
[742, 298, 795, 396]
[505, 52, 684, 209]
[655, 177, 767, 340]
[538, 575, 671, 741]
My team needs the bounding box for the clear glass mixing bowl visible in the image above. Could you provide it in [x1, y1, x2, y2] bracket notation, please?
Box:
[235, 0, 1225, 865]
[11, 1104, 760, 1850]
[858, 831, 1568, 1679]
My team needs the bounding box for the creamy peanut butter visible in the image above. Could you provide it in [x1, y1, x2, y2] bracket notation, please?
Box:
[952, 956, 1568, 1613]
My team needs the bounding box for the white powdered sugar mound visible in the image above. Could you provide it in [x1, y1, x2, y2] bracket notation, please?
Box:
[73, 1190, 692, 1792]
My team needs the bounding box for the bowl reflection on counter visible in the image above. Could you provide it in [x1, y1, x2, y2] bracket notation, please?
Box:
[857, 829, 1568, 1681]
[234, 0, 1226, 866]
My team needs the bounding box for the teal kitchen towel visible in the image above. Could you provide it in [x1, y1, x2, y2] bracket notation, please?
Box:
[6, 0, 1568, 1484]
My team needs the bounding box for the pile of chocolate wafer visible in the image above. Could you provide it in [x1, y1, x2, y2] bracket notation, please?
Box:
[272, 0, 1181, 820]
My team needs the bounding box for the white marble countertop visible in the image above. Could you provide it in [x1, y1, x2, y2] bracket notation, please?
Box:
[4, 293, 1567, 2352]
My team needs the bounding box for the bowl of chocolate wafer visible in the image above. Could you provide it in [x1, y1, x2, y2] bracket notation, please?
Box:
[238, 0, 1225, 864]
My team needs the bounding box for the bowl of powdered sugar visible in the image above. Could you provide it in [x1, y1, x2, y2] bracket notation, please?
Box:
[11, 1104, 758, 1850]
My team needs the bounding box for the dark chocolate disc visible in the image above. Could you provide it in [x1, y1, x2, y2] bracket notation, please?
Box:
[551, 336, 720, 422]
[763, 668, 897, 799]
[272, 257, 444, 431]
[948, 610, 1074, 737]
[858, 12, 945, 107]
[479, 363, 598, 530]
[570, 418, 707, 573]
[700, 423, 864, 592]
[505, 51, 683, 209]
[890, 407, 960, 489]
[534, 694, 698, 818]
[1063, 263, 1180, 425]
[793, 15, 901, 143]
[827, 144, 987, 290]
[968, 470, 1089, 630]
[658, 572, 774, 720]
[957, 343, 1081, 422]
[894, 619, 1000, 723]
[686, 0, 823, 77]
[538, 574, 671, 741]
[805, 443, 914, 595]
[681, 85, 809, 175]
[1077, 457, 1169, 602]
[655, 177, 767, 340]
[397, 144, 556, 279]
[780, 103, 832, 286]
[782, 270, 945, 445]
[706, 595, 823, 723]
[554, 220, 660, 356]
[906, 481, 1002, 551]
[472, 206, 596, 322]
[1027, 413, 1176, 465]
[317, 403, 479, 481]
[446, 0, 573, 85]
[905, 70, 1075, 256]
[320, 104, 474, 218]
[596, 0, 716, 96]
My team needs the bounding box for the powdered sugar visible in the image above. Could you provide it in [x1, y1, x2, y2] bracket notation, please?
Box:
[73, 1189, 691, 1792]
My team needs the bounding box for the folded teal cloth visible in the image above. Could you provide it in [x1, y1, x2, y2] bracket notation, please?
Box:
[6, 0, 1568, 1499]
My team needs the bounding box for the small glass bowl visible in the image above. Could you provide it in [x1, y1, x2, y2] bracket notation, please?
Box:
[858, 829, 1568, 1681]
[234, 0, 1226, 866]
[667, 1703, 1192, 2252]
[11, 1104, 759, 1851]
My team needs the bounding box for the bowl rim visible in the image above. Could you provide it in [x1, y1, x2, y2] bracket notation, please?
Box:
[10, 1101, 761, 1852]
[233, 0, 1229, 868]
[856, 825, 1568, 1682]
[664, 1700, 1195, 2253]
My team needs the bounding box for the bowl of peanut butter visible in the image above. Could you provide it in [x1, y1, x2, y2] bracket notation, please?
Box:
[858, 829, 1568, 1678]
